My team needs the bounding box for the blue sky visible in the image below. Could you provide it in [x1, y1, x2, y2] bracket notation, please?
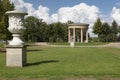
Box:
[11, 0, 120, 37]
[24, 0, 120, 15]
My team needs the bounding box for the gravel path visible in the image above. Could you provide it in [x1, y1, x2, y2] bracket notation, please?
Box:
[48, 42, 120, 48]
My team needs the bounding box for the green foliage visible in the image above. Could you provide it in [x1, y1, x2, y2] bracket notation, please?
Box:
[111, 20, 118, 34]
[0, 43, 4, 48]
[39, 21, 49, 42]
[48, 22, 68, 42]
[99, 34, 106, 42]
[22, 16, 48, 42]
[93, 18, 119, 42]
[67, 20, 74, 24]
[106, 33, 116, 42]
[98, 23, 111, 42]
[0, 0, 14, 42]
[93, 18, 102, 35]
[91, 37, 99, 42]
[22, 17, 68, 42]
[101, 22, 110, 35]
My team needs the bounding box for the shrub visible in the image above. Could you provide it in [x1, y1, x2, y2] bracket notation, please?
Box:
[99, 34, 106, 42]
[91, 37, 99, 42]
[106, 33, 116, 42]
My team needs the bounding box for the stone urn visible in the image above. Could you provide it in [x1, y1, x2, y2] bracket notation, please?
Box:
[6, 10, 28, 67]
[6, 10, 28, 45]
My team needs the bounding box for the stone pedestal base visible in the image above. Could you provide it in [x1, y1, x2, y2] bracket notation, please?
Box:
[6, 45, 27, 67]
[70, 42, 75, 48]
[85, 40, 88, 43]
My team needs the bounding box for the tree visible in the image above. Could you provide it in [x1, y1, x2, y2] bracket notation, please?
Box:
[93, 18, 102, 37]
[0, 1, 4, 20]
[101, 22, 110, 35]
[37, 20, 49, 42]
[67, 20, 74, 24]
[111, 20, 118, 34]
[93, 18, 117, 42]
[0, 0, 14, 43]
[106, 33, 116, 42]
[48, 22, 68, 42]
[98, 23, 111, 42]
[111, 20, 118, 41]
[99, 34, 106, 42]
[22, 16, 49, 42]
[23, 16, 41, 42]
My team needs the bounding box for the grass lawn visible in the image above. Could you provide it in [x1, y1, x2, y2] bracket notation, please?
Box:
[0, 46, 120, 80]
[48, 42, 108, 46]
[0, 43, 4, 48]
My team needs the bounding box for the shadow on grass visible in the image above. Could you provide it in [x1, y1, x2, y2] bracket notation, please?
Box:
[0, 48, 6, 53]
[27, 60, 59, 66]
[27, 49, 43, 52]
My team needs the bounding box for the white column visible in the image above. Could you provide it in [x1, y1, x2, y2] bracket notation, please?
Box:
[68, 28, 71, 43]
[81, 28, 83, 43]
[85, 31, 88, 43]
[73, 28, 76, 42]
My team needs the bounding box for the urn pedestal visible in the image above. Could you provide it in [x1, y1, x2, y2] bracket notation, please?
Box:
[6, 45, 26, 67]
[6, 10, 27, 67]
[70, 42, 74, 48]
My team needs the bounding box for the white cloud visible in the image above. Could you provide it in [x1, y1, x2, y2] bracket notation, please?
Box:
[34, 5, 50, 23]
[111, 7, 120, 25]
[50, 14, 58, 23]
[10, 0, 34, 13]
[10, 0, 100, 37]
[51, 3, 99, 24]
[10, 0, 50, 22]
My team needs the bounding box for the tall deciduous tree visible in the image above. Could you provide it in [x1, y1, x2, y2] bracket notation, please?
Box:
[22, 16, 49, 42]
[0, 0, 14, 43]
[37, 19, 49, 42]
[22, 16, 68, 42]
[48, 22, 68, 42]
[23, 16, 41, 42]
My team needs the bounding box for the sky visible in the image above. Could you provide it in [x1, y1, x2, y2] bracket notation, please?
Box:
[24, 0, 119, 15]
[10, 0, 120, 37]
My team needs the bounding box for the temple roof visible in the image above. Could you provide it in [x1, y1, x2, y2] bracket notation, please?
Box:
[68, 23, 89, 26]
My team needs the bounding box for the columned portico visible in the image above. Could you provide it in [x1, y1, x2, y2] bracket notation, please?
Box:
[68, 23, 89, 43]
